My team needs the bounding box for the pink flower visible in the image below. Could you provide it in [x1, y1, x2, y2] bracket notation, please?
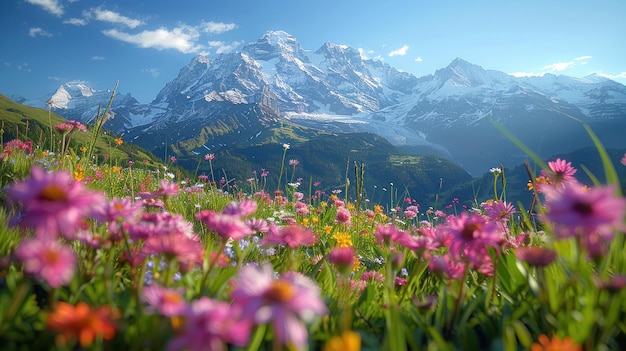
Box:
[14, 238, 76, 288]
[222, 200, 257, 216]
[261, 224, 318, 248]
[196, 210, 254, 241]
[482, 200, 516, 222]
[445, 212, 503, 268]
[204, 153, 215, 161]
[328, 247, 356, 273]
[621, 153, 626, 166]
[541, 183, 626, 239]
[231, 264, 327, 349]
[168, 297, 251, 351]
[288, 159, 300, 167]
[335, 207, 351, 224]
[373, 224, 408, 245]
[6, 167, 103, 238]
[429, 254, 466, 280]
[126, 212, 194, 241]
[541, 158, 577, 186]
[142, 284, 188, 317]
[515, 246, 557, 267]
[141, 233, 204, 273]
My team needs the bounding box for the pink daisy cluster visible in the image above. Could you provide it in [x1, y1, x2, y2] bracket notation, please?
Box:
[7, 167, 104, 288]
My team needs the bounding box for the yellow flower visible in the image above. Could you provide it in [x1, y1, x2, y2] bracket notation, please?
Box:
[311, 216, 319, 225]
[114, 138, 123, 146]
[330, 194, 338, 202]
[320, 201, 328, 208]
[352, 258, 361, 272]
[373, 205, 384, 215]
[111, 166, 122, 173]
[80, 146, 87, 153]
[301, 218, 310, 227]
[346, 202, 355, 210]
[323, 330, 361, 351]
[332, 232, 353, 248]
[324, 225, 333, 235]
[73, 164, 84, 181]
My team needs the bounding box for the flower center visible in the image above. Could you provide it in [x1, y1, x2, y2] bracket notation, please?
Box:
[572, 201, 593, 216]
[44, 249, 60, 264]
[263, 280, 294, 303]
[38, 184, 68, 202]
[460, 223, 482, 240]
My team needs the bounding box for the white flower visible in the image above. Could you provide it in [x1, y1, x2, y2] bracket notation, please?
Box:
[490, 167, 502, 174]
[282, 143, 290, 150]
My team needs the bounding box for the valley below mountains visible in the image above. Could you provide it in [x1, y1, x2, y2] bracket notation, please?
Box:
[14, 30, 626, 201]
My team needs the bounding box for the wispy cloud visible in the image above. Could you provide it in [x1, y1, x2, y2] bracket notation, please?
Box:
[102, 20, 239, 55]
[208, 41, 242, 54]
[200, 21, 237, 34]
[92, 56, 105, 61]
[103, 26, 203, 54]
[388, 45, 409, 57]
[29, 27, 53, 37]
[509, 72, 545, 78]
[17, 63, 31, 72]
[414, 56, 423, 62]
[88, 7, 144, 29]
[574, 55, 592, 61]
[141, 68, 160, 78]
[63, 18, 88, 26]
[542, 61, 575, 72]
[25, 0, 63, 16]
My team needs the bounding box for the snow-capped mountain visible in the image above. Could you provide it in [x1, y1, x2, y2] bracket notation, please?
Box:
[26, 30, 626, 176]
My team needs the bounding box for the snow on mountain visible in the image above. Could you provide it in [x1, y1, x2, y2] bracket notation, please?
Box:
[24, 30, 626, 175]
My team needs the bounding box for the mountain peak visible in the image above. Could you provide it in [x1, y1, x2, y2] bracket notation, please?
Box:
[243, 30, 305, 61]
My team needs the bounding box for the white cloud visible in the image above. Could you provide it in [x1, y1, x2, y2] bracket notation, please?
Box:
[25, 0, 63, 16]
[200, 21, 237, 34]
[574, 55, 592, 61]
[48, 76, 62, 81]
[388, 45, 409, 57]
[414, 56, 423, 62]
[543, 61, 575, 72]
[509, 71, 545, 77]
[17, 63, 31, 72]
[29, 27, 53, 37]
[141, 68, 160, 78]
[89, 7, 144, 29]
[92, 56, 105, 60]
[208, 41, 241, 54]
[103, 26, 203, 54]
[63, 18, 88, 26]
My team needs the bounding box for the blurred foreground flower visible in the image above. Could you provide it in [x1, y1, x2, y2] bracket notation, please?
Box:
[531, 334, 581, 351]
[231, 263, 328, 349]
[46, 302, 118, 347]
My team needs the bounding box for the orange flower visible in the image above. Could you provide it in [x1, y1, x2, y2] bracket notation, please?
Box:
[531, 334, 582, 351]
[323, 330, 361, 351]
[46, 302, 118, 347]
[114, 137, 123, 146]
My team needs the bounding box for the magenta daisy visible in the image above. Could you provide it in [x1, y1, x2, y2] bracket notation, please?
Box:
[445, 212, 503, 269]
[261, 224, 318, 248]
[231, 263, 328, 349]
[142, 284, 188, 317]
[541, 183, 626, 239]
[14, 238, 76, 288]
[140, 232, 204, 273]
[6, 166, 104, 238]
[196, 210, 255, 241]
[540, 158, 577, 187]
[168, 297, 251, 351]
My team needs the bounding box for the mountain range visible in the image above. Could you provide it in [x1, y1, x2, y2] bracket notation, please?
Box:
[19, 30, 626, 177]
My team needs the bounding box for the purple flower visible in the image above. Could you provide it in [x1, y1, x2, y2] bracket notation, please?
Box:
[142, 284, 187, 317]
[231, 263, 327, 349]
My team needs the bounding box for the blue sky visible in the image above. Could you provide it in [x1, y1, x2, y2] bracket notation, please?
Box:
[1, 0, 625, 104]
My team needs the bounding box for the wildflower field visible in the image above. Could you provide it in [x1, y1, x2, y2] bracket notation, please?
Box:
[1, 116, 626, 351]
